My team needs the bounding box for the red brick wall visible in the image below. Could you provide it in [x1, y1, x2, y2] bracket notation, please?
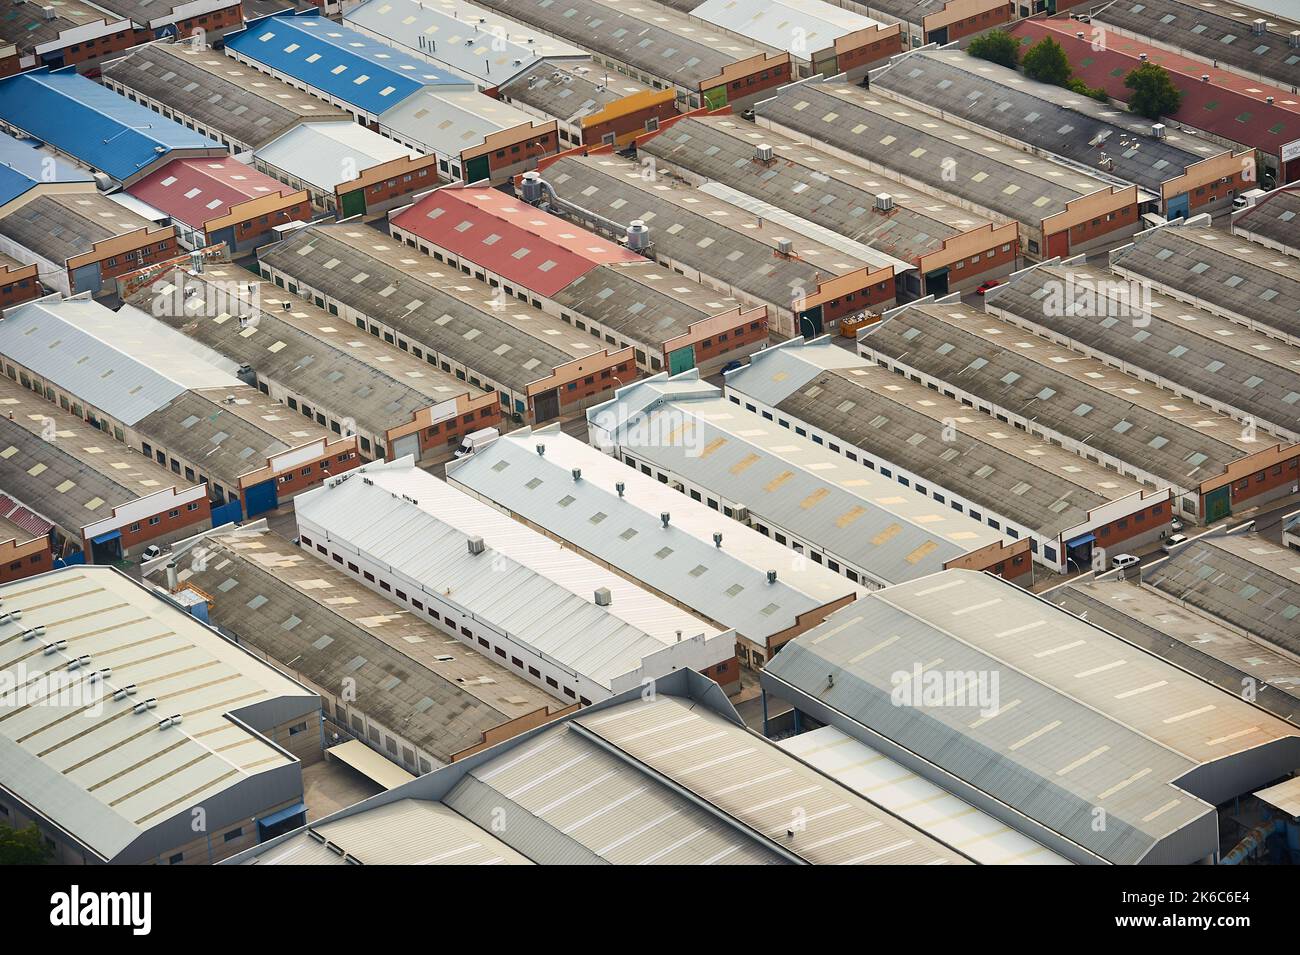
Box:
[820, 275, 896, 323]
[694, 315, 770, 362]
[242, 448, 362, 509]
[483, 129, 558, 175]
[0, 269, 40, 309]
[718, 61, 790, 104]
[582, 100, 679, 147]
[834, 33, 907, 74]
[418, 404, 503, 456]
[0, 540, 52, 583]
[227, 198, 313, 245]
[114, 497, 213, 551]
[554, 357, 638, 409]
[938, 4, 1014, 43]
[1092, 499, 1171, 550]
[92, 236, 180, 284]
[348, 163, 439, 211]
[1230, 455, 1300, 507]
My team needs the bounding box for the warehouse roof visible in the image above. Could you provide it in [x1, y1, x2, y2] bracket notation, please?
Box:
[0, 296, 240, 427]
[552, 261, 743, 347]
[0, 0, 106, 53]
[100, 42, 350, 150]
[753, 79, 1125, 226]
[466, 0, 763, 89]
[985, 259, 1300, 439]
[344, 0, 580, 87]
[1110, 224, 1300, 344]
[0, 133, 92, 208]
[691, 0, 883, 56]
[870, 48, 1222, 196]
[379, 85, 547, 158]
[225, 12, 464, 115]
[0, 379, 188, 537]
[255, 121, 422, 193]
[587, 372, 1008, 583]
[726, 336, 1151, 537]
[640, 115, 990, 266]
[1095, 0, 1300, 89]
[1143, 532, 1300, 660]
[1047, 572, 1300, 726]
[1233, 186, 1300, 250]
[257, 225, 586, 390]
[391, 185, 641, 297]
[160, 525, 555, 763]
[859, 299, 1259, 489]
[0, 68, 219, 183]
[0, 193, 160, 268]
[499, 60, 649, 125]
[780, 726, 1072, 865]
[294, 457, 725, 691]
[447, 426, 863, 643]
[0, 566, 311, 861]
[134, 268, 474, 439]
[240, 671, 971, 864]
[542, 153, 868, 308]
[764, 569, 1300, 864]
[127, 157, 298, 231]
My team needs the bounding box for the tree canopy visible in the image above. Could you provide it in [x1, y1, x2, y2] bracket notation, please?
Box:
[1124, 62, 1183, 120]
[967, 30, 1021, 70]
[1021, 37, 1072, 87]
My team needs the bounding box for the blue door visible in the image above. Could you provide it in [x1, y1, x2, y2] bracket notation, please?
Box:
[244, 480, 279, 517]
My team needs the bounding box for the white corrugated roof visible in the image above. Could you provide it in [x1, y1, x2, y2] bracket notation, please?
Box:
[255, 121, 421, 191]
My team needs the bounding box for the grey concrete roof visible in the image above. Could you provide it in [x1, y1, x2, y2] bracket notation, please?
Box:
[764, 568, 1300, 863]
[870, 48, 1224, 195]
[1233, 186, 1300, 249]
[542, 153, 868, 309]
[1143, 532, 1300, 660]
[858, 299, 1259, 490]
[100, 42, 350, 149]
[1095, 0, 1300, 89]
[499, 60, 649, 124]
[257, 225, 573, 393]
[1109, 225, 1300, 343]
[640, 114, 992, 265]
[725, 337, 1150, 537]
[132, 267, 474, 440]
[552, 261, 742, 347]
[160, 524, 555, 762]
[0, 193, 157, 268]
[1047, 574, 1300, 726]
[466, 0, 762, 89]
[753, 79, 1122, 226]
[984, 258, 1300, 439]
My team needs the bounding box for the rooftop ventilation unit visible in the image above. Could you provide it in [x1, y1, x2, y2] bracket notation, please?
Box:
[158, 714, 184, 729]
[467, 536, 485, 555]
[875, 193, 894, 212]
[1151, 123, 1166, 139]
[66, 655, 92, 672]
[1252, 18, 1266, 35]
[594, 587, 611, 607]
[20, 624, 45, 640]
[0, 610, 20, 624]
[1138, 52, 1148, 61]
[767, 570, 777, 584]
[1291, 30, 1300, 49]
[755, 143, 773, 162]
[88, 668, 111, 683]
[626, 220, 650, 252]
[113, 685, 139, 701]
[713, 532, 723, 548]
[571, 467, 582, 481]
[660, 511, 670, 529]
[615, 481, 625, 497]
[42, 639, 67, 655]
[776, 237, 793, 255]
[132, 698, 159, 714]
[1201, 74, 1210, 82]
[1267, 95, 1275, 105]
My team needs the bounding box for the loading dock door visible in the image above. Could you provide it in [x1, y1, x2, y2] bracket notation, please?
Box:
[798, 305, 824, 338]
[464, 155, 490, 185]
[339, 188, 366, 218]
[668, 345, 696, 375]
[924, 267, 949, 297]
[90, 530, 123, 564]
[1204, 485, 1231, 524]
[391, 432, 420, 461]
[244, 479, 279, 518]
[533, 389, 560, 423]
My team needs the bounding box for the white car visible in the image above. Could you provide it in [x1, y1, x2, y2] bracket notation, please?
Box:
[1169, 520, 1184, 533]
[1111, 553, 1141, 570]
[141, 544, 164, 561]
[1162, 534, 1189, 552]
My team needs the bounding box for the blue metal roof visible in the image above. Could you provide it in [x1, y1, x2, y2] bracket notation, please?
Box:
[0, 131, 94, 207]
[0, 69, 219, 183]
[225, 11, 464, 116]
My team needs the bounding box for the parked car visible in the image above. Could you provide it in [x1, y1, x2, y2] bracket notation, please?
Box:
[1169, 520, 1185, 533]
[141, 544, 164, 561]
[1161, 534, 1189, 553]
[1111, 553, 1141, 570]
[721, 359, 744, 374]
[975, 280, 1001, 296]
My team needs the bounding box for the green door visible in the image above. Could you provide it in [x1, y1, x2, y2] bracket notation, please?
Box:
[668, 345, 696, 375]
[703, 86, 728, 111]
[339, 189, 366, 218]
[465, 155, 491, 184]
[1204, 485, 1231, 523]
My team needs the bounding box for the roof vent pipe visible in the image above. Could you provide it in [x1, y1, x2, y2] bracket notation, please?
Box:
[166, 560, 178, 591]
[660, 511, 670, 528]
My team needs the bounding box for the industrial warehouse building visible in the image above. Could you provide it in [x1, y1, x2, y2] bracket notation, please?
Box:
[0, 566, 321, 864]
[857, 297, 1300, 526]
[293, 456, 739, 701]
[761, 569, 1300, 865]
[1232, 185, 1300, 257]
[586, 372, 1033, 589]
[724, 336, 1172, 574]
[447, 426, 863, 669]
[231, 670, 973, 865]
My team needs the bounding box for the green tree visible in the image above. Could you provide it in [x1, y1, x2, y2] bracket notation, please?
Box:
[967, 30, 1021, 70]
[1022, 36, 1072, 87]
[0, 823, 52, 865]
[1124, 62, 1183, 119]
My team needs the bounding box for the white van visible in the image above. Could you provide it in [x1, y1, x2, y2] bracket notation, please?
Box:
[1233, 188, 1268, 210]
[1111, 553, 1141, 570]
[454, 427, 500, 458]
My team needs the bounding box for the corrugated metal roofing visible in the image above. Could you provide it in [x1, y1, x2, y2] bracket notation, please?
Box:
[127, 157, 296, 231]
[378, 85, 546, 158]
[0, 68, 220, 182]
[225, 11, 465, 116]
[0, 132, 93, 207]
[0, 192, 159, 267]
[691, 0, 881, 55]
[255, 121, 421, 192]
[0, 297, 242, 427]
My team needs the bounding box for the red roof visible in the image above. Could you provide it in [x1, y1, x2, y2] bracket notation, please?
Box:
[127, 157, 299, 230]
[390, 185, 641, 298]
[1012, 19, 1300, 158]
